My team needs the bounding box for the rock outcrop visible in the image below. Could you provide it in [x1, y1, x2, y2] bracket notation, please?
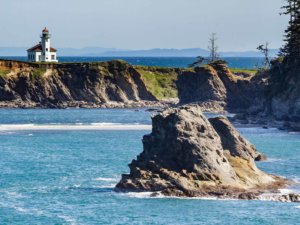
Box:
[262, 60, 300, 131]
[177, 63, 266, 113]
[116, 105, 288, 199]
[209, 116, 267, 161]
[0, 59, 157, 108]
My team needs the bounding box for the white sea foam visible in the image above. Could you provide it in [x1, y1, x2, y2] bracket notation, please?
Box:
[0, 131, 16, 135]
[123, 191, 162, 198]
[265, 158, 283, 163]
[58, 215, 77, 225]
[5, 191, 26, 199]
[295, 206, 300, 209]
[293, 178, 300, 184]
[279, 188, 294, 194]
[0, 123, 151, 131]
[96, 184, 116, 188]
[121, 192, 236, 201]
[93, 177, 119, 182]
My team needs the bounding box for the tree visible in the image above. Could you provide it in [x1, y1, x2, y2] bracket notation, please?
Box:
[208, 33, 219, 62]
[188, 56, 207, 68]
[257, 42, 271, 69]
[189, 33, 220, 68]
[280, 0, 300, 64]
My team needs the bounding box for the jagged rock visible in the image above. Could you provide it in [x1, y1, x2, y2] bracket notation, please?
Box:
[209, 116, 267, 161]
[116, 105, 287, 198]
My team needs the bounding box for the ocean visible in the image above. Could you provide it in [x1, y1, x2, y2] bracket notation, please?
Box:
[0, 109, 299, 225]
[0, 56, 264, 69]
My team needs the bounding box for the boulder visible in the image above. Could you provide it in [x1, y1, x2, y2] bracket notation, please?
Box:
[116, 105, 287, 198]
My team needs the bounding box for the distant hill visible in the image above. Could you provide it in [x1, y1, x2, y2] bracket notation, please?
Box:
[98, 48, 210, 57]
[0, 47, 279, 57]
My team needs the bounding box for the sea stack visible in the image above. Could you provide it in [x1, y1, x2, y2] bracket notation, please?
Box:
[116, 105, 288, 199]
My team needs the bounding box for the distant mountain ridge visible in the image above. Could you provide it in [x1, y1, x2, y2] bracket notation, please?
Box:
[0, 47, 279, 57]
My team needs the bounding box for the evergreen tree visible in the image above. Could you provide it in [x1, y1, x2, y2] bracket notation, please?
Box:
[280, 0, 300, 65]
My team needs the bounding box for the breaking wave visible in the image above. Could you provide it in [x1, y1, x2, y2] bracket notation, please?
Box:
[0, 123, 151, 131]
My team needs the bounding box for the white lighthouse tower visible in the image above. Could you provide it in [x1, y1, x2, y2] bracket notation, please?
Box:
[41, 27, 51, 62]
[27, 27, 58, 62]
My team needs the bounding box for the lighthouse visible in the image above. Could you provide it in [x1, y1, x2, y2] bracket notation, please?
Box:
[27, 27, 58, 62]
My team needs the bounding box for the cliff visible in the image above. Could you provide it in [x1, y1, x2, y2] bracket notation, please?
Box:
[0, 59, 159, 108]
[177, 63, 266, 113]
[116, 105, 290, 200]
[262, 60, 300, 130]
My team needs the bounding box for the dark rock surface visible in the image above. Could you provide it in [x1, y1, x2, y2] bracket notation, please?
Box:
[116, 105, 288, 199]
[177, 63, 266, 113]
[209, 116, 267, 161]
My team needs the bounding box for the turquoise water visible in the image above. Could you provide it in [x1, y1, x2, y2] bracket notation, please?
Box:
[1, 57, 264, 69]
[0, 109, 299, 225]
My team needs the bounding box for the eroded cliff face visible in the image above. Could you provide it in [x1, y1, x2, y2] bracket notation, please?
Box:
[177, 63, 266, 113]
[263, 62, 300, 130]
[0, 60, 156, 108]
[116, 105, 287, 199]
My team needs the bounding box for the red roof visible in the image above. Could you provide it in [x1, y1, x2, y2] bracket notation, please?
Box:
[27, 43, 57, 52]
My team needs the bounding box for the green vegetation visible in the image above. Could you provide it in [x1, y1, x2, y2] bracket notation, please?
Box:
[0, 69, 10, 77]
[135, 66, 178, 100]
[229, 68, 258, 75]
[32, 68, 46, 79]
[280, 0, 300, 63]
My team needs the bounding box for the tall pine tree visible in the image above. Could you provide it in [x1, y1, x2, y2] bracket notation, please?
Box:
[280, 0, 300, 66]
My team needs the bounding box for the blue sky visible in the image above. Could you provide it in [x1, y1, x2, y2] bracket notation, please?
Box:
[0, 0, 288, 51]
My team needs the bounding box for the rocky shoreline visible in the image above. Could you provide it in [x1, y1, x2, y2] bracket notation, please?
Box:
[0, 59, 299, 132]
[0, 99, 177, 109]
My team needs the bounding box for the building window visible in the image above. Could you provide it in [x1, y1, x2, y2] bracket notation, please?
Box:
[46, 48, 48, 51]
[51, 55, 55, 60]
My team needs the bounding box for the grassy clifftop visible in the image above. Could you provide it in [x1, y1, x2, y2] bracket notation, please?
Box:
[135, 66, 180, 100]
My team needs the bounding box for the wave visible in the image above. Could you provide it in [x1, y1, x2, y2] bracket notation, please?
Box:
[93, 177, 119, 182]
[3, 202, 77, 225]
[0, 123, 152, 131]
[120, 191, 237, 201]
[293, 178, 300, 184]
[57, 215, 77, 225]
[0, 131, 16, 135]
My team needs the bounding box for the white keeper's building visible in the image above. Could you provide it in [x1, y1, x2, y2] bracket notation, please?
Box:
[27, 27, 58, 62]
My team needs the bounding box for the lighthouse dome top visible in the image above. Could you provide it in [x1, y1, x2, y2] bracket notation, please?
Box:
[42, 27, 49, 33]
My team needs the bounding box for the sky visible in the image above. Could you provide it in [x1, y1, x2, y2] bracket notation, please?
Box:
[0, 0, 288, 51]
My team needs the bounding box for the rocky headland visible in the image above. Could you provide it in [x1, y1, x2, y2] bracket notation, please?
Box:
[116, 105, 299, 201]
[0, 58, 299, 130]
[0, 59, 177, 108]
[177, 62, 266, 114]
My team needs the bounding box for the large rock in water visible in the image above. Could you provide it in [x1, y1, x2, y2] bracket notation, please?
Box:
[116, 105, 287, 199]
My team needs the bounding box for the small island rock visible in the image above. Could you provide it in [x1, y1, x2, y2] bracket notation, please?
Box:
[116, 105, 288, 199]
